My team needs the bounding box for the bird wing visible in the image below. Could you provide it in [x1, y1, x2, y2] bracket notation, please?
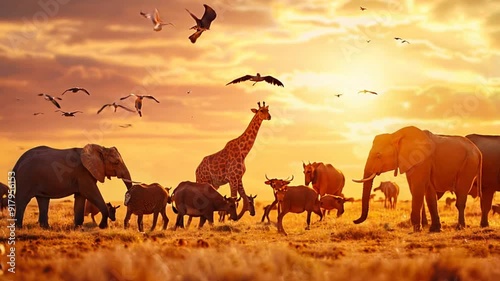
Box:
[189, 29, 204, 43]
[117, 104, 135, 112]
[51, 99, 61, 108]
[61, 89, 70, 95]
[154, 8, 162, 24]
[368, 91, 378, 95]
[201, 4, 217, 29]
[97, 104, 110, 114]
[120, 94, 135, 100]
[226, 75, 253, 85]
[394, 37, 402, 40]
[263, 76, 284, 87]
[80, 88, 90, 95]
[71, 111, 83, 114]
[144, 95, 160, 103]
[37, 93, 45, 97]
[185, 8, 201, 27]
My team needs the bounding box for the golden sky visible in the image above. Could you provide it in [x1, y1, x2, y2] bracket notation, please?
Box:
[0, 0, 499, 202]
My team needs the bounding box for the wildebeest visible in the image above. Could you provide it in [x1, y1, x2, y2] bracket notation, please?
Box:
[275, 185, 323, 236]
[171, 181, 238, 229]
[84, 200, 120, 225]
[261, 175, 294, 223]
[123, 183, 172, 232]
[445, 197, 457, 210]
[492, 204, 500, 215]
[373, 181, 400, 209]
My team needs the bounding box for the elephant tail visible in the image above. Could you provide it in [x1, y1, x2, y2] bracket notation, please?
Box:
[172, 203, 178, 214]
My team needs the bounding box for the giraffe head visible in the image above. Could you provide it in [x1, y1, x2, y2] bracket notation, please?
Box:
[251, 101, 271, 121]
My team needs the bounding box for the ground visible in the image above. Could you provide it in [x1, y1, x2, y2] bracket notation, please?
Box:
[0, 198, 499, 280]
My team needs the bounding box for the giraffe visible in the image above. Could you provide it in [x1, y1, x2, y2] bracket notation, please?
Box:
[195, 101, 271, 219]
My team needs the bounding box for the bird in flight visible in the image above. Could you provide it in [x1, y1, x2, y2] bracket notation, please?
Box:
[119, 124, 133, 128]
[33, 112, 44, 116]
[186, 4, 217, 43]
[394, 37, 402, 40]
[140, 8, 174, 31]
[366, 39, 371, 43]
[187, 90, 192, 94]
[226, 73, 284, 87]
[120, 93, 160, 117]
[401, 39, 410, 44]
[334, 94, 343, 98]
[55, 110, 83, 117]
[97, 102, 135, 114]
[358, 90, 378, 95]
[360, 6, 367, 11]
[38, 93, 62, 108]
[61, 87, 90, 95]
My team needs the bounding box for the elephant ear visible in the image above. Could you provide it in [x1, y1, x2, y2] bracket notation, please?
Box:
[81, 144, 105, 183]
[393, 126, 434, 174]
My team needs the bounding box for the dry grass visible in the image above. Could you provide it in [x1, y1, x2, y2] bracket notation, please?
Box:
[1, 199, 500, 280]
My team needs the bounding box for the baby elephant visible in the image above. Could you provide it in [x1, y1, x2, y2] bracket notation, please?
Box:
[124, 183, 172, 232]
[276, 185, 322, 236]
[84, 201, 120, 225]
[171, 181, 238, 229]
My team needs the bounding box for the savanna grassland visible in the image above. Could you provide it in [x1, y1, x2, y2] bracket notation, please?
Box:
[1, 198, 500, 281]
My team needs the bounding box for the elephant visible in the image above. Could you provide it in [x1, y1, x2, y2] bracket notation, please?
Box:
[12, 144, 132, 229]
[353, 126, 482, 232]
[373, 181, 400, 209]
[465, 134, 500, 227]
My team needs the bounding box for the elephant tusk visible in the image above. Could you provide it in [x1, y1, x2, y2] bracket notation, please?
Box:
[122, 178, 143, 184]
[352, 173, 376, 183]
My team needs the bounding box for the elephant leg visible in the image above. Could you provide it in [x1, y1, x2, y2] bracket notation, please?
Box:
[160, 208, 169, 230]
[421, 202, 428, 227]
[137, 215, 144, 232]
[36, 197, 50, 229]
[73, 194, 86, 227]
[394, 196, 398, 209]
[480, 188, 495, 227]
[199, 217, 207, 228]
[175, 214, 184, 230]
[124, 210, 131, 229]
[455, 192, 468, 230]
[186, 216, 193, 228]
[305, 211, 312, 230]
[150, 212, 159, 231]
[14, 196, 31, 228]
[425, 188, 441, 232]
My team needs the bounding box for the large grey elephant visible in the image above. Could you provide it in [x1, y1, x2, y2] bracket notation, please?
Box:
[12, 144, 132, 229]
[353, 126, 482, 232]
[466, 134, 500, 227]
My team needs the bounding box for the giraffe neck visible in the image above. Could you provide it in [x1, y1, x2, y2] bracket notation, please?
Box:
[235, 114, 263, 157]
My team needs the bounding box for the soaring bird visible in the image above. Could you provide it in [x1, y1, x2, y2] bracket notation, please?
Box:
[33, 112, 44, 116]
[358, 90, 378, 95]
[360, 6, 367, 11]
[119, 124, 132, 128]
[366, 39, 371, 43]
[186, 4, 217, 43]
[394, 37, 402, 40]
[226, 73, 284, 87]
[401, 39, 410, 44]
[55, 110, 83, 117]
[140, 8, 174, 31]
[97, 102, 135, 114]
[120, 93, 160, 117]
[61, 87, 90, 95]
[334, 94, 343, 98]
[38, 93, 62, 108]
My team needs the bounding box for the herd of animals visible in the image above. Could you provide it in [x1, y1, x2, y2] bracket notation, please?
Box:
[3, 101, 500, 235]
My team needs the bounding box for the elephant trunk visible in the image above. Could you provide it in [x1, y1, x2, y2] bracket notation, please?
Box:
[353, 170, 375, 224]
[120, 169, 132, 190]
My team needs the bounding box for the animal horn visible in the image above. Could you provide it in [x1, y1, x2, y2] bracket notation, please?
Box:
[289, 175, 294, 182]
[257, 102, 261, 108]
[263, 101, 266, 107]
[265, 174, 270, 180]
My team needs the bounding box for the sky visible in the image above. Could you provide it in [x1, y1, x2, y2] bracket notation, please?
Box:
[0, 0, 499, 203]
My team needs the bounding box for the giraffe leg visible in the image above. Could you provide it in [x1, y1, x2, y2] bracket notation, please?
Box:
[231, 179, 249, 220]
